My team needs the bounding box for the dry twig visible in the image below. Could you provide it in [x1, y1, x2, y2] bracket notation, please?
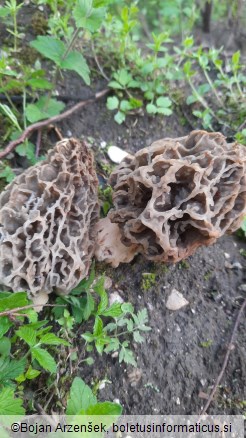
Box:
[200, 297, 246, 414]
[0, 303, 66, 318]
[0, 88, 109, 160]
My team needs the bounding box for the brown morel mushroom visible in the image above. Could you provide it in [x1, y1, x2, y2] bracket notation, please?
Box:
[0, 138, 99, 302]
[95, 130, 246, 266]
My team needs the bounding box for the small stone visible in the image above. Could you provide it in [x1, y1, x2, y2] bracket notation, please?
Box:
[113, 398, 120, 405]
[109, 292, 124, 306]
[107, 146, 132, 164]
[176, 324, 181, 332]
[100, 141, 107, 149]
[176, 397, 181, 405]
[200, 379, 206, 387]
[99, 382, 106, 390]
[238, 284, 246, 292]
[104, 276, 112, 289]
[225, 261, 233, 269]
[224, 252, 230, 259]
[66, 130, 73, 137]
[231, 262, 243, 270]
[166, 289, 189, 311]
[112, 351, 119, 358]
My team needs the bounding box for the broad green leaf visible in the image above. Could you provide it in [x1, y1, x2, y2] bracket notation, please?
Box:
[156, 107, 172, 116]
[0, 317, 12, 338]
[106, 96, 119, 110]
[114, 111, 125, 124]
[30, 36, 65, 66]
[73, 0, 106, 32]
[31, 347, 57, 373]
[86, 401, 122, 416]
[16, 326, 36, 347]
[121, 303, 134, 314]
[81, 332, 95, 342]
[0, 292, 28, 313]
[0, 165, 15, 183]
[26, 97, 65, 123]
[101, 303, 123, 318]
[66, 377, 97, 415]
[16, 142, 36, 163]
[0, 8, 10, 18]
[120, 100, 132, 112]
[0, 358, 26, 382]
[108, 80, 124, 90]
[40, 333, 70, 346]
[93, 316, 103, 336]
[84, 7, 106, 32]
[61, 51, 90, 85]
[73, 0, 93, 26]
[156, 96, 172, 108]
[27, 78, 52, 90]
[0, 388, 25, 415]
[25, 366, 41, 380]
[146, 103, 157, 114]
[83, 291, 95, 321]
[0, 337, 11, 356]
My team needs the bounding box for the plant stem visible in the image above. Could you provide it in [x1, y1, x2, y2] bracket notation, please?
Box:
[202, 68, 224, 107]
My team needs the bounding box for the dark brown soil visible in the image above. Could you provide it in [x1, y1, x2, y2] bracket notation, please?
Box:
[55, 87, 246, 416]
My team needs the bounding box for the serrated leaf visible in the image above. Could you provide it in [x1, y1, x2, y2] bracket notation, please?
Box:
[0, 388, 25, 415]
[0, 358, 26, 382]
[104, 338, 119, 353]
[0, 292, 28, 313]
[61, 51, 90, 85]
[102, 302, 123, 318]
[66, 377, 97, 415]
[31, 347, 57, 373]
[40, 333, 70, 346]
[16, 326, 36, 347]
[83, 292, 95, 321]
[73, 0, 105, 32]
[93, 316, 103, 337]
[108, 80, 124, 90]
[107, 96, 119, 110]
[0, 337, 11, 356]
[119, 347, 137, 366]
[146, 103, 157, 114]
[133, 330, 144, 343]
[0, 317, 12, 338]
[30, 36, 65, 66]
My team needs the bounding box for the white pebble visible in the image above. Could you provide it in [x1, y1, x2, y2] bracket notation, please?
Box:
[107, 146, 132, 164]
[166, 289, 189, 311]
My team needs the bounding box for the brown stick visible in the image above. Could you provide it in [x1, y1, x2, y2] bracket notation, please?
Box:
[200, 297, 246, 414]
[0, 88, 109, 160]
[0, 303, 66, 317]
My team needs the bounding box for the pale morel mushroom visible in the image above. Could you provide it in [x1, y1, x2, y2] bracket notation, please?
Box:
[0, 138, 99, 303]
[95, 130, 246, 266]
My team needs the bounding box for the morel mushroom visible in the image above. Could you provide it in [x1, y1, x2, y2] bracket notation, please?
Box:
[95, 130, 246, 266]
[0, 138, 99, 301]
